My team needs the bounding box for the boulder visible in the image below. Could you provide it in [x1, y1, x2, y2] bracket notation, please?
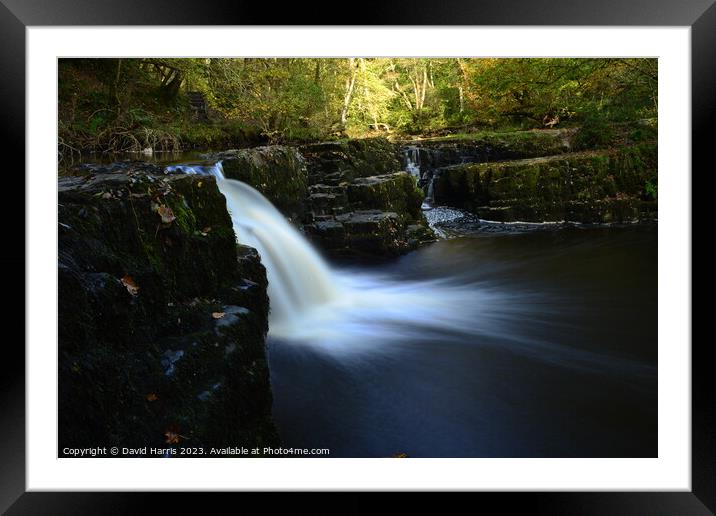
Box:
[432, 143, 657, 223]
[303, 171, 434, 258]
[305, 210, 411, 257]
[211, 146, 308, 221]
[295, 139, 435, 258]
[400, 129, 576, 173]
[300, 137, 402, 184]
[346, 172, 424, 221]
[58, 168, 279, 455]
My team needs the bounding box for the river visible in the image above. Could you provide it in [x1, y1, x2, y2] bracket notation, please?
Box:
[267, 224, 657, 457]
[106, 158, 657, 458]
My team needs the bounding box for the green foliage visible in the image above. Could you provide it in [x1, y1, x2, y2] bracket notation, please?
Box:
[58, 57, 658, 153]
[573, 114, 616, 150]
[645, 179, 658, 200]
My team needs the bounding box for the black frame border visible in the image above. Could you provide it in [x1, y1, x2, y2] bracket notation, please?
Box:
[2, 1, 709, 513]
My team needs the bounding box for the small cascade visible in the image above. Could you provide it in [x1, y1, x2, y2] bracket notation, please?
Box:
[404, 146, 421, 180]
[217, 180, 340, 331]
[165, 161, 226, 179]
[403, 145, 438, 211]
[165, 160, 339, 331]
[421, 179, 435, 210]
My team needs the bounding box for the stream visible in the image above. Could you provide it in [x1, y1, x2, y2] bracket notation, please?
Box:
[268, 224, 657, 457]
[83, 154, 658, 458]
[203, 168, 657, 458]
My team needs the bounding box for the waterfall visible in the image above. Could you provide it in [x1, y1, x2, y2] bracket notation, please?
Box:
[163, 160, 488, 346]
[422, 178, 435, 210]
[403, 146, 437, 210]
[161, 160, 653, 377]
[404, 146, 421, 179]
[165, 161, 227, 179]
[164, 160, 339, 331]
[217, 179, 339, 330]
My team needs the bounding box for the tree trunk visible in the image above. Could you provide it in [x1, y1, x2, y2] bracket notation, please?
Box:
[110, 58, 122, 109]
[314, 61, 321, 84]
[341, 58, 357, 127]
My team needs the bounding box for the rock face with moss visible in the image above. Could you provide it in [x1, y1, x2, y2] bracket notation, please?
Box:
[433, 143, 657, 223]
[402, 129, 576, 173]
[300, 137, 403, 183]
[299, 138, 434, 257]
[58, 167, 279, 455]
[213, 146, 308, 221]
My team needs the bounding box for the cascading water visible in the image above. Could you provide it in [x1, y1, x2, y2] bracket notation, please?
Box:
[403, 146, 436, 210]
[404, 146, 421, 180]
[165, 161, 656, 376]
[164, 161, 338, 333]
[165, 161, 227, 179]
[217, 180, 339, 333]
[184, 165, 512, 348]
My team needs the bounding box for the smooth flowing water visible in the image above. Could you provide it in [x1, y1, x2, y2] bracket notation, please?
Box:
[268, 227, 657, 458]
[168, 162, 657, 458]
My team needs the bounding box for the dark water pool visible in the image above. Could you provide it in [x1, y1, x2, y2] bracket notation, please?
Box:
[268, 225, 657, 457]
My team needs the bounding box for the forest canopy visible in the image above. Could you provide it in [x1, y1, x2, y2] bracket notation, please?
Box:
[58, 57, 657, 153]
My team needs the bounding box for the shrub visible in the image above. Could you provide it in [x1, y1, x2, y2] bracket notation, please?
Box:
[573, 114, 615, 150]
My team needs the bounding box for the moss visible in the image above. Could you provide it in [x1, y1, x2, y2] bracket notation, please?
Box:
[300, 137, 402, 183]
[218, 146, 308, 218]
[164, 194, 198, 235]
[434, 144, 657, 223]
[415, 128, 574, 158]
[58, 168, 279, 453]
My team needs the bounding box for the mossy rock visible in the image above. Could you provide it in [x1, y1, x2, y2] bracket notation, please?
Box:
[300, 137, 402, 183]
[214, 145, 308, 220]
[58, 168, 279, 455]
[346, 172, 424, 223]
[433, 143, 657, 223]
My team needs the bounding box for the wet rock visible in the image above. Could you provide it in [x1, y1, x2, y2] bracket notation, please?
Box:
[399, 129, 577, 171]
[432, 143, 657, 224]
[58, 167, 279, 455]
[346, 172, 424, 221]
[297, 139, 434, 257]
[300, 137, 402, 184]
[210, 145, 308, 220]
[303, 171, 434, 257]
[305, 210, 424, 257]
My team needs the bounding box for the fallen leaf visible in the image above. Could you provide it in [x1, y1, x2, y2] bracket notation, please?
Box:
[146, 393, 158, 402]
[120, 275, 140, 296]
[157, 204, 176, 224]
[197, 181, 203, 188]
[212, 312, 225, 319]
[164, 431, 182, 444]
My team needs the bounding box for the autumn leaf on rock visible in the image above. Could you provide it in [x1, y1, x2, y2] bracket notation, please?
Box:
[156, 204, 176, 224]
[121, 275, 140, 296]
[212, 312, 225, 319]
[164, 431, 182, 444]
